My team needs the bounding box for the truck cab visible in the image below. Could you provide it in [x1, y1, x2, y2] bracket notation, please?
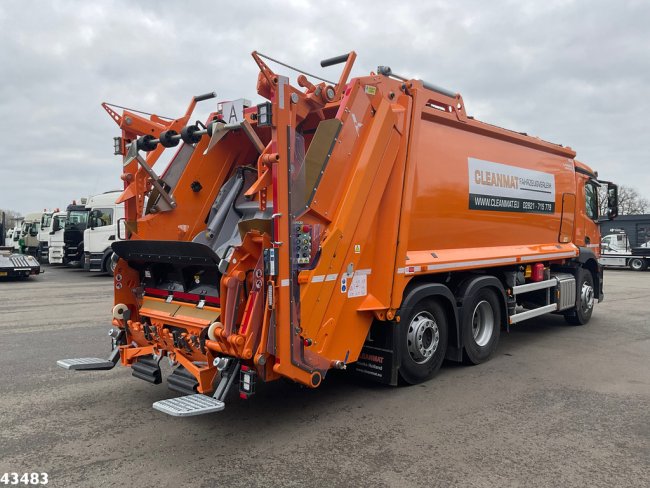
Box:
[21, 212, 45, 257]
[37, 211, 54, 263]
[63, 201, 89, 266]
[83, 191, 124, 274]
[11, 219, 23, 252]
[48, 212, 68, 264]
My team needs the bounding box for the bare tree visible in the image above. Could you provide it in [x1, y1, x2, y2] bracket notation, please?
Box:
[598, 185, 649, 216]
[0, 209, 23, 228]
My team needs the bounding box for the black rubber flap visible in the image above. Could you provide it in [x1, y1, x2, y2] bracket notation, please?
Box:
[112, 240, 220, 267]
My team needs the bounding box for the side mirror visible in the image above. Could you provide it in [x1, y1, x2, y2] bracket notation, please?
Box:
[606, 182, 618, 220]
[89, 210, 100, 229]
[52, 219, 60, 232]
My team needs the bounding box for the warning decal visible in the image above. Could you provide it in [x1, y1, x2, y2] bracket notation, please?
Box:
[468, 158, 555, 214]
[347, 273, 367, 298]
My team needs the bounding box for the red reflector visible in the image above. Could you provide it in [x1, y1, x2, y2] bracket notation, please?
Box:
[531, 263, 544, 282]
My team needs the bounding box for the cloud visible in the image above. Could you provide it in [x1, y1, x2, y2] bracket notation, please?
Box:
[1, 0, 648, 214]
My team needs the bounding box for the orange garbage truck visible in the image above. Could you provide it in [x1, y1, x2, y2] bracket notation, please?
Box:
[59, 52, 619, 416]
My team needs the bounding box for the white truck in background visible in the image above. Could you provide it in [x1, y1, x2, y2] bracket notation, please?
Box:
[48, 212, 68, 264]
[11, 218, 23, 252]
[37, 211, 54, 263]
[83, 191, 124, 274]
[22, 212, 46, 257]
[599, 214, 650, 271]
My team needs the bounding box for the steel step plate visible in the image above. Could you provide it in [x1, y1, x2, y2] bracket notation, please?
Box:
[56, 358, 116, 370]
[152, 394, 226, 417]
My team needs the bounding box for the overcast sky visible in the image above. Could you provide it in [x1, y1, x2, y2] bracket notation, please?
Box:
[1, 0, 649, 214]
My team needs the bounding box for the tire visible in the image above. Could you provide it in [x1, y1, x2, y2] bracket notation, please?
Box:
[103, 252, 117, 276]
[628, 258, 647, 271]
[564, 268, 595, 325]
[461, 287, 501, 365]
[398, 299, 448, 384]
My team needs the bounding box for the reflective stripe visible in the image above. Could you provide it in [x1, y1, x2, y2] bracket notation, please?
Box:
[280, 279, 290, 287]
[311, 275, 325, 283]
[355, 268, 372, 275]
[519, 251, 577, 261]
[325, 274, 338, 281]
[397, 267, 405, 274]
[427, 257, 517, 271]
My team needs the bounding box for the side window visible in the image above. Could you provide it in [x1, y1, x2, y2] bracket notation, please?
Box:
[585, 182, 598, 220]
[94, 208, 113, 227]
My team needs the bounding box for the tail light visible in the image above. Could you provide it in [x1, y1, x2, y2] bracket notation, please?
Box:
[531, 263, 544, 282]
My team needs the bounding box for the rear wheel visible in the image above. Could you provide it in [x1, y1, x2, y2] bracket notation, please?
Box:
[564, 268, 594, 325]
[629, 258, 647, 271]
[399, 299, 448, 384]
[461, 288, 501, 364]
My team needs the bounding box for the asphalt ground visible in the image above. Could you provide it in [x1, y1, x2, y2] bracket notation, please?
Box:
[0, 265, 648, 488]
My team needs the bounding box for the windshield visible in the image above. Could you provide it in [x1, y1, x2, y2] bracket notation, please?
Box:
[67, 211, 89, 225]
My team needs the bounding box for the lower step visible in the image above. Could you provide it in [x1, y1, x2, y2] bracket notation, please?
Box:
[153, 394, 225, 417]
[57, 358, 116, 370]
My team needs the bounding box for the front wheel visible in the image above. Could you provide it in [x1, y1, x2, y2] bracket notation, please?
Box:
[564, 268, 595, 325]
[398, 299, 448, 384]
[629, 258, 647, 271]
[104, 252, 118, 276]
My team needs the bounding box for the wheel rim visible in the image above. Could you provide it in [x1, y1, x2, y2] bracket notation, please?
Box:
[471, 300, 495, 347]
[580, 281, 594, 313]
[407, 311, 439, 364]
[631, 259, 642, 270]
[110, 259, 117, 274]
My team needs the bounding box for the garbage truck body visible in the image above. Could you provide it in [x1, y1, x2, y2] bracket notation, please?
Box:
[59, 52, 618, 416]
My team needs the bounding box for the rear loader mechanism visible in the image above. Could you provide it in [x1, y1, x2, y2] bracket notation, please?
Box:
[59, 51, 384, 415]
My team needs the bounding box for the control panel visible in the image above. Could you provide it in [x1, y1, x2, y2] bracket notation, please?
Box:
[294, 221, 312, 265]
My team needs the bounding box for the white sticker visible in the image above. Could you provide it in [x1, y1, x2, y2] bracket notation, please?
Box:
[347, 273, 367, 298]
[220, 98, 251, 124]
[468, 158, 556, 214]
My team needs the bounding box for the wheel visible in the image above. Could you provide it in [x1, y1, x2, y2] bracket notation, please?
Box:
[564, 268, 595, 325]
[399, 299, 448, 384]
[104, 252, 117, 276]
[461, 287, 501, 364]
[629, 258, 647, 271]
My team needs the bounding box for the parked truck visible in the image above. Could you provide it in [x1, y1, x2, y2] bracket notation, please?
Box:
[47, 211, 68, 264]
[599, 214, 650, 270]
[20, 212, 45, 257]
[0, 211, 41, 278]
[62, 200, 89, 266]
[59, 52, 618, 417]
[37, 211, 54, 263]
[11, 218, 23, 252]
[83, 191, 124, 274]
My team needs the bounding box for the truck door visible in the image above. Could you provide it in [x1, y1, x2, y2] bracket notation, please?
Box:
[89, 207, 115, 254]
[579, 177, 600, 250]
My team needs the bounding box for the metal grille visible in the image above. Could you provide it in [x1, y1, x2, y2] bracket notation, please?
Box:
[10, 256, 30, 267]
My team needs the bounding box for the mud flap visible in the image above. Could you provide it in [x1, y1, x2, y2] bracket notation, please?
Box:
[349, 321, 399, 385]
